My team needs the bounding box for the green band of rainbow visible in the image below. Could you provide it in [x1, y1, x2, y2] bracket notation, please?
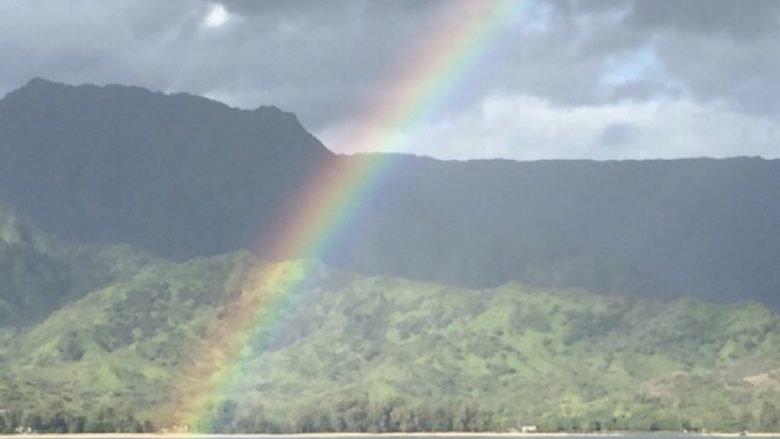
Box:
[172, 0, 526, 431]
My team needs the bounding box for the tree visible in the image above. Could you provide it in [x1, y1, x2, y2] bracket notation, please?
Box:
[290, 411, 315, 433]
[314, 411, 334, 432]
[47, 412, 69, 433]
[23, 414, 44, 433]
[760, 402, 780, 432]
[86, 407, 117, 432]
[70, 415, 87, 433]
[213, 399, 237, 433]
[453, 403, 478, 431]
[116, 412, 143, 433]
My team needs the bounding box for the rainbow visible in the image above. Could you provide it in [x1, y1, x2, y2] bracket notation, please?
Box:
[172, 0, 526, 431]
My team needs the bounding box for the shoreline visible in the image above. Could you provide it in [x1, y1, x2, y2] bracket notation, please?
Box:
[3, 433, 780, 438]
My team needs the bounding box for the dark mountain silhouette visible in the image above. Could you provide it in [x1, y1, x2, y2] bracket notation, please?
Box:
[342, 155, 780, 305]
[0, 78, 332, 258]
[1, 79, 779, 305]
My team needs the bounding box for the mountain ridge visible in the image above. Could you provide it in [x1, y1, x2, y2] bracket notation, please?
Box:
[3, 78, 300, 120]
[1, 79, 779, 306]
[9, 79, 776, 164]
[0, 78, 331, 259]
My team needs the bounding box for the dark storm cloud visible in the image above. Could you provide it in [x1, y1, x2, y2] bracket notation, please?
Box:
[0, 0, 779, 158]
[626, 0, 780, 39]
[0, 0, 453, 130]
[552, 0, 780, 113]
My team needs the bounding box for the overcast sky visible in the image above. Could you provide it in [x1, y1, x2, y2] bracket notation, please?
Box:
[1, 0, 779, 160]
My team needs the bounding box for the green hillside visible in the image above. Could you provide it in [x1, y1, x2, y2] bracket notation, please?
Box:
[0, 206, 158, 327]
[1, 209, 780, 433]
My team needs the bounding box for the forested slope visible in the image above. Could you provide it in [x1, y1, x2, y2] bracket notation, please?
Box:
[1, 207, 780, 433]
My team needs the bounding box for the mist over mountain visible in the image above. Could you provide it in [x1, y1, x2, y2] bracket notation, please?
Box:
[1, 79, 779, 306]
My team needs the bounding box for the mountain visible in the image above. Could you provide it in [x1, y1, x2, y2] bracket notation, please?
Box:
[1, 206, 780, 433]
[1, 79, 779, 306]
[337, 156, 780, 305]
[0, 78, 331, 258]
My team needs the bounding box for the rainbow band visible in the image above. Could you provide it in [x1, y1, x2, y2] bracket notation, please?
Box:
[173, 0, 526, 431]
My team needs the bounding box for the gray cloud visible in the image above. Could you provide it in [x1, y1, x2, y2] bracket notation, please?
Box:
[0, 0, 778, 159]
[626, 0, 780, 39]
[599, 122, 637, 148]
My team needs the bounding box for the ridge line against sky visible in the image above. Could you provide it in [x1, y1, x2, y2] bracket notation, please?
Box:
[3, 77, 777, 164]
[1, 0, 779, 160]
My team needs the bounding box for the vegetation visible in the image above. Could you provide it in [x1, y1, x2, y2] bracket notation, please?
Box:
[1, 207, 780, 433]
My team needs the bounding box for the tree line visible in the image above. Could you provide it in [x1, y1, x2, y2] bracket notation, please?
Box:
[0, 408, 154, 434]
[2, 400, 779, 434]
[202, 398, 780, 434]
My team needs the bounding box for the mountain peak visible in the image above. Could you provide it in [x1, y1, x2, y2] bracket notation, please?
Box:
[2, 77, 59, 101]
[24, 76, 56, 88]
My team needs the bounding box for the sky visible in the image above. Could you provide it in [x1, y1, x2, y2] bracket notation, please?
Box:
[1, 0, 779, 160]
